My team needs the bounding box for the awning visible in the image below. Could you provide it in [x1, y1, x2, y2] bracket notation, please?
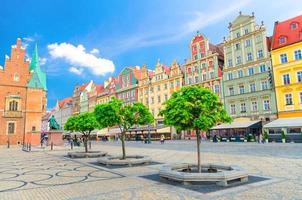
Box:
[211, 120, 261, 130]
[108, 128, 121, 135]
[97, 128, 109, 136]
[157, 126, 171, 133]
[263, 117, 302, 128]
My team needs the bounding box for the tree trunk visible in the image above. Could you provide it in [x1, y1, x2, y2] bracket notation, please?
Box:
[196, 129, 201, 173]
[121, 131, 126, 159]
[84, 135, 88, 153]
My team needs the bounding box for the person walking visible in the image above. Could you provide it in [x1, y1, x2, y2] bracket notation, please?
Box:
[160, 134, 165, 144]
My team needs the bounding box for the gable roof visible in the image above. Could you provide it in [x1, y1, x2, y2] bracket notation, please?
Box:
[230, 14, 253, 27]
[272, 15, 302, 50]
[59, 97, 72, 108]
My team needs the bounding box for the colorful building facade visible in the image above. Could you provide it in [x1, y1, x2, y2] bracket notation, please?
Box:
[53, 97, 73, 130]
[222, 13, 277, 122]
[184, 33, 224, 99]
[0, 38, 47, 145]
[271, 15, 302, 118]
[97, 77, 118, 105]
[116, 66, 141, 105]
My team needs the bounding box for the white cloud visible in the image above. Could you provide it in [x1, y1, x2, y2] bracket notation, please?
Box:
[39, 57, 47, 65]
[22, 37, 34, 49]
[90, 48, 99, 54]
[0, 65, 3, 70]
[69, 67, 83, 75]
[47, 43, 114, 76]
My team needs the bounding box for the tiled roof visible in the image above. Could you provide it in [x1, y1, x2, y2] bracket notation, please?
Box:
[95, 85, 104, 95]
[79, 83, 89, 91]
[59, 97, 72, 108]
[132, 67, 142, 80]
[272, 15, 302, 50]
[162, 65, 171, 75]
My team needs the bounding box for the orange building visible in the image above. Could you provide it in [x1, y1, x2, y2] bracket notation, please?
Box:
[0, 38, 47, 145]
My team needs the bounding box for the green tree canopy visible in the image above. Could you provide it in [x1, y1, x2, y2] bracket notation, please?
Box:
[159, 86, 232, 172]
[64, 112, 99, 152]
[94, 97, 154, 159]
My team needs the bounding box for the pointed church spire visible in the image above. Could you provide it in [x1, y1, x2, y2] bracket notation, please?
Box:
[29, 43, 40, 71]
[27, 43, 47, 91]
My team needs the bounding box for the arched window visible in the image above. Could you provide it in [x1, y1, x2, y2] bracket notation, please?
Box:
[279, 36, 286, 45]
[290, 22, 298, 30]
[9, 100, 18, 111]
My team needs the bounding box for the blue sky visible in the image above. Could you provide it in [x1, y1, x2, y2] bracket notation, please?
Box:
[1, 0, 301, 109]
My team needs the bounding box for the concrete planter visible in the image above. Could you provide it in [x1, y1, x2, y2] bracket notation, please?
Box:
[98, 155, 151, 166]
[159, 163, 248, 187]
[265, 139, 269, 143]
[282, 138, 286, 143]
[67, 151, 107, 158]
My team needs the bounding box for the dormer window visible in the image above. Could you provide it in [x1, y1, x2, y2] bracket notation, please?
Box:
[290, 22, 298, 30]
[279, 36, 286, 45]
[13, 73, 19, 82]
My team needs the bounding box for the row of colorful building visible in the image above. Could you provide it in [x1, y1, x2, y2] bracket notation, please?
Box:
[2, 12, 300, 145]
[50, 13, 302, 142]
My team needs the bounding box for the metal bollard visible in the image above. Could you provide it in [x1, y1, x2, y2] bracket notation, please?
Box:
[89, 141, 91, 149]
[29, 143, 31, 152]
[7, 140, 10, 149]
[51, 142, 53, 150]
[71, 141, 73, 150]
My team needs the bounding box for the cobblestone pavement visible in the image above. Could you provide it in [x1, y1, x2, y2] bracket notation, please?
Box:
[0, 141, 301, 200]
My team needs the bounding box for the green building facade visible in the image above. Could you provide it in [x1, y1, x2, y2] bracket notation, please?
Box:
[222, 12, 277, 122]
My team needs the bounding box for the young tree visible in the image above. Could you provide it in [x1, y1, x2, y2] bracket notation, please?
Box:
[94, 98, 154, 159]
[64, 112, 99, 153]
[159, 86, 232, 172]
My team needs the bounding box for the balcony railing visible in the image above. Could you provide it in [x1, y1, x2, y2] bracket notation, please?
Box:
[3, 111, 23, 118]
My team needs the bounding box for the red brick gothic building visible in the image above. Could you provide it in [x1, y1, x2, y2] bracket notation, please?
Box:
[0, 38, 47, 145]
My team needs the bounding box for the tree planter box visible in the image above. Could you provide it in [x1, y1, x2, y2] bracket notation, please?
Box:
[98, 155, 151, 166]
[265, 139, 269, 143]
[159, 163, 248, 187]
[67, 151, 107, 158]
[282, 138, 286, 143]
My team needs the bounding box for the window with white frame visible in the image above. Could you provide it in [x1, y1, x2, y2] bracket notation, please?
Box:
[228, 73, 233, 80]
[285, 93, 293, 105]
[280, 53, 288, 63]
[170, 81, 174, 88]
[248, 67, 254, 75]
[210, 72, 214, 79]
[283, 74, 290, 85]
[259, 65, 266, 73]
[235, 43, 240, 50]
[176, 80, 180, 86]
[214, 85, 220, 94]
[245, 39, 251, 47]
[229, 87, 234, 96]
[258, 50, 264, 59]
[239, 85, 245, 94]
[261, 80, 268, 90]
[202, 74, 207, 81]
[164, 83, 167, 89]
[250, 83, 256, 92]
[157, 85, 160, 91]
[195, 76, 199, 83]
[188, 77, 192, 84]
[230, 104, 236, 114]
[251, 101, 258, 111]
[158, 95, 161, 103]
[236, 32, 240, 38]
[298, 71, 302, 83]
[263, 100, 270, 110]
[240, 103, 246, 113]
[247, 53, 253, 61]
[236, 56, 241, 64]
[294, 50, 302, 60]
[290, 22, 298, 30]
[238, 70, 243, 78]
[244, 29, 249, 34]
[228, 59, 233, 67]
[165, 94, 168, 101]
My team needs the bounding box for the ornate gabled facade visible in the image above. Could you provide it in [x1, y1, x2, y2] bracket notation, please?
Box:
[222, 12, 277, 122]
[79, 80, 93, 113]
[139, 59, 183, 124]
[97, 77, 118, 105]
[271, 15, 302, 118]
[184, 33, 224, 98]
[0, 38, 47, 145]
[88, 84, 104, 112]
[116, 66, 141, 105]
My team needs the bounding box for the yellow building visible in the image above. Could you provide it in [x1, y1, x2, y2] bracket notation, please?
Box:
[271, 15, 302, 118]
[138, 60, 183, 125]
